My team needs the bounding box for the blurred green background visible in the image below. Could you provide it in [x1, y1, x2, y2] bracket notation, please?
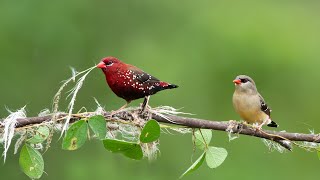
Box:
[0, 0, 319, 179]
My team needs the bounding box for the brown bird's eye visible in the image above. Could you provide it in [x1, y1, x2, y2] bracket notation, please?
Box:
[241, 78, 248, 83]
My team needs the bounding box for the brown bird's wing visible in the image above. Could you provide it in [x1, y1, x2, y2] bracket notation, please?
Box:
[128, 66, 160, 84]
[259, 94, 271, 117]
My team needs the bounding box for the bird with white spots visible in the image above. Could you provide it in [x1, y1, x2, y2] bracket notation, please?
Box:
[97, 56, 178, 112]
[232, 75, 278, 129]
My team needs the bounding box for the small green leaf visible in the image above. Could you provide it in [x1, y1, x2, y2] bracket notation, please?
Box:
[88, 115, 106, 140]
[27, 126, 50, 144]
[19, 144, 44, 179]
[194, 129, 212, 150]
[179, 152, 206, 179]
[103, 139, 143, 160]
[206, 146, 228, 168]
[140, 120, 160, 143]
[62, 120, 88, 150]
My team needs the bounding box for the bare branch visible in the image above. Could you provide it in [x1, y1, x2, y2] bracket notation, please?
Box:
[152, 113, 320, 143]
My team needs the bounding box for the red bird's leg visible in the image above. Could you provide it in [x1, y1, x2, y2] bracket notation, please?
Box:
[110, 101, 131, 116]
[140, 96, 150, 113]
[118, 101, 130, 111]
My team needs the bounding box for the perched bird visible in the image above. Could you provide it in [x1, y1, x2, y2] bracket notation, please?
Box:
[97, 56, 178, 112]
[232, 75, 278, 128]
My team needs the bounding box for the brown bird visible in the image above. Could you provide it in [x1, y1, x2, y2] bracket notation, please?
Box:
[232, 75, 278, 128]
[97, 56, 178, 112]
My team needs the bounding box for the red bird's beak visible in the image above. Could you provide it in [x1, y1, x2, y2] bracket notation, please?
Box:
[233, 79, 241, 85]
[97, 62, 106, 69]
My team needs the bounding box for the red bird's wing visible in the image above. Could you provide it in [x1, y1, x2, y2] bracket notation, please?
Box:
[128, 66, 160, 84]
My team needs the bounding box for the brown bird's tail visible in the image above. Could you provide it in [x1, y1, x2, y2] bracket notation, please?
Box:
[267, 120, 278, 128]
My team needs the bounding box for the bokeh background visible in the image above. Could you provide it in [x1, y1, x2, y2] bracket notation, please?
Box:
[1, 0, 320, 179]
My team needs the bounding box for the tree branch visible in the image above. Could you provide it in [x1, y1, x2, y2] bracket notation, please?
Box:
[152, 114, 320, 142]
[1, 110, 319, 151]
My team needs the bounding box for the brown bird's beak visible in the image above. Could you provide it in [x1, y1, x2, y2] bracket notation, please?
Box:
[233, 79, 241, 85]
[97, 62, 106, 69]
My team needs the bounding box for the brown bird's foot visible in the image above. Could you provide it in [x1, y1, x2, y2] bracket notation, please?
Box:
[228, 120, 238, 124]
[252, 123, 263, 131]
[252, 119, 269, 130]
[239, 120, 250, 128]
[228, 120, 243, 131]
[227, 120, 239, 131]
[139, 96, 150, 113]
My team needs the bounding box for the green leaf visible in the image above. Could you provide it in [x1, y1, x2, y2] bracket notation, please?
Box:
[205, 146, 228, 168]
[103, 139, 143, 160]
[19, 144, 44, 179]
[62, 120, 88, 150]
[179, 152, 206, 179]
[88, 115, 106, 140]
[194, 129, 212, 150]
[317, 150, 320, 160]
[27, 126, 50, 144]
[140, 120, 160, 143]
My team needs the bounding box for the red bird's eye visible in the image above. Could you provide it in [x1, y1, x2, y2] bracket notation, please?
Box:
[106, 61, 114, 66]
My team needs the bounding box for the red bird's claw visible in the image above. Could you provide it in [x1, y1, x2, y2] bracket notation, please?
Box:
[140, 104, 151, 113]
[109, 110, 117, 117]
[109, 110, 122, 117]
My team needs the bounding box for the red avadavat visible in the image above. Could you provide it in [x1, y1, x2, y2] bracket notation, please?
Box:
[97, 56, 178, 111]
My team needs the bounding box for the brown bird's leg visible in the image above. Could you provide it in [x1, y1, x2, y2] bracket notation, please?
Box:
[255, 119, 269, 130]
[252, 121, 266, 131]
[140, 96, 150, 113]
[243, 121, 262, 131]
[254, 124, 263, 130]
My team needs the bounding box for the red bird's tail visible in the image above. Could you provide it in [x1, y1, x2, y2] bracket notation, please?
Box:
[159, 82, 179, 89]
[167, 84, 179, 89]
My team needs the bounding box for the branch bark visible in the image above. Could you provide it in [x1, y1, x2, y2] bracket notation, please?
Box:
[1, 110, 320, 151]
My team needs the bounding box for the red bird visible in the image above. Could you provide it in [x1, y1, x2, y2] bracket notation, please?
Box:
[97, 56, 178, 112]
